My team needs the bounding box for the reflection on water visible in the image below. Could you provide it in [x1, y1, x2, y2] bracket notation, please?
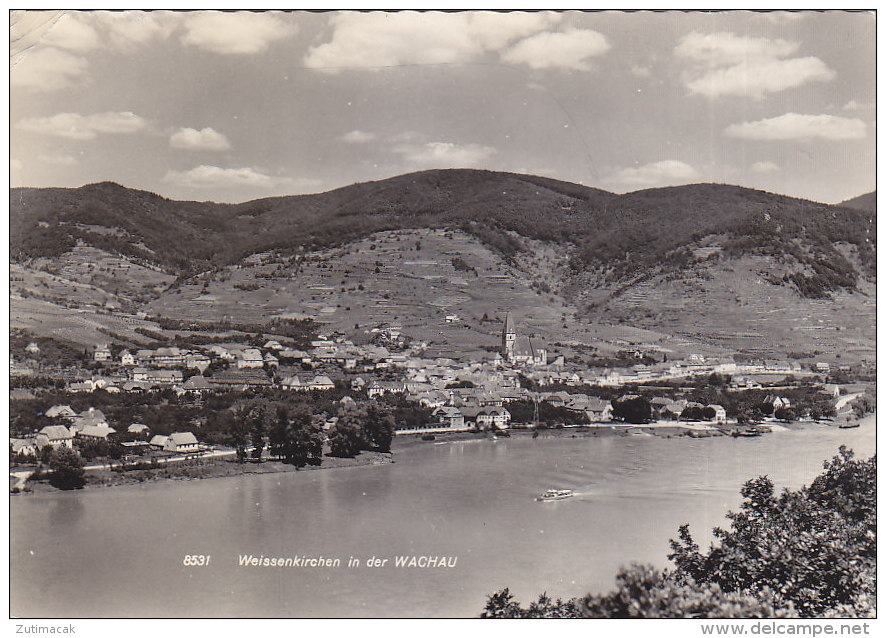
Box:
[10, 423, 875, 618]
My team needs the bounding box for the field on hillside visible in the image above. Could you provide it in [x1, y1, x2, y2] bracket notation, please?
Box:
[145, 229, 729, 361]
[13, 246, 175, 310]
[578, 254, 876, 365]
[9, 295, 174, 349]
[11, 226, 874, 364]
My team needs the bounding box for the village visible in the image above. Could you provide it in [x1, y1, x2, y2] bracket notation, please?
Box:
[9, 307, 874, 490]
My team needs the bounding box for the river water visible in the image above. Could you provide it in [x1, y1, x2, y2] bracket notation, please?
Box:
[10, 419, 875, 618]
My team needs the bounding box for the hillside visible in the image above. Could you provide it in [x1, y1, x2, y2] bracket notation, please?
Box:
[9, 170, 877, 362]
[840, 191, 876, 213]
[11, 170, 876, 294]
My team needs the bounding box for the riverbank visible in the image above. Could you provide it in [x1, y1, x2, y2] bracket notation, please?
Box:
[13, 413, 873, 495]
[15, 449, 394, 494]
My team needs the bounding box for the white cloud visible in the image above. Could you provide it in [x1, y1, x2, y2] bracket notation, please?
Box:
[42, 12, 101, 52]
[675, 31, 834, 98]
[17, 111, 148, 140]
[465, 11, 562, 51]
[758, 10, 808, 24]
[392, 141, 497, 168]
[10, 46, 89, 91]
[38, 153, 77, 166]
[163, 165, 279, 189]
[750, 161, 780, 173]
[502, 29, 610, 71]
[841, 99, 871, 112]
[341, 130, 377, 144]
[676, 31, 798, 66]
[685, 57, 834, 99]
[630, 64, 651, 78]
[609, 160, 699, 188]
[304, 11, 560, 70]
[95, 10, 172, 50]
[170, 127, 232, 151]
[181, 11, 294, 55]
[725, 113, 866, 141]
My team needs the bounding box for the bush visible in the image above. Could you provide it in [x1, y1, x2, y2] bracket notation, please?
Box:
[48, 447, 85, 490]
[667, 447, 875, 617]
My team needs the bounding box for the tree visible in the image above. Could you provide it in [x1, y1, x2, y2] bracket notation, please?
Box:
[329, 406, 365, 458]
[667, 448, 876, 617]
[249, 404, 267, 461]
[268, 404, 290, 461]
[288, 404, 324, 467]
[363, 403, 396, 452]
[48, 446, 85, 490]
[611, 395, 652, 424]
[481, 588, 525, 618]
[230, 405, 250, 462]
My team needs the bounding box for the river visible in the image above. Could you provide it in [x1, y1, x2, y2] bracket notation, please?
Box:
[10, 418, 875, 618]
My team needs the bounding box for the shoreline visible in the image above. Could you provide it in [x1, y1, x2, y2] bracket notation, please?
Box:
[12, 414, 873, 495]
[14, 449, 395, 495]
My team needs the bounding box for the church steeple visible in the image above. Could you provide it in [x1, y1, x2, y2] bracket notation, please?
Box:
[502, 311, 516, 358]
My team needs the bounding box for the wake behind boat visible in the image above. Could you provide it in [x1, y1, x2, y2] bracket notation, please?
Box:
[537, 489, 575, 502]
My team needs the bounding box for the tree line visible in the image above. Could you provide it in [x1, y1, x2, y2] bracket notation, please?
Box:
[226, 398, 396, 466]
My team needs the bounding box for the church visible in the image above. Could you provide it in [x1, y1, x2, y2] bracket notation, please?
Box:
[501, 311, 547, 367]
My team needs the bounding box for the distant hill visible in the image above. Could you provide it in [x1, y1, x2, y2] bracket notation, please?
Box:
[840, 191, 876, 213]
[10, 169, 876, 300]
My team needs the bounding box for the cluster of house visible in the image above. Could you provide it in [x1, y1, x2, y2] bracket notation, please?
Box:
[13, 312, 857, 449]
[401, 389, 733, 435]
[9, 403, 203, 461]
[27, 309, 846, 401]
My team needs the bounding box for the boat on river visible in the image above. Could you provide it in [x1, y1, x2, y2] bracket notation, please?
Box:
[732, 427, 764, 438]
[537, 489, 575, 502]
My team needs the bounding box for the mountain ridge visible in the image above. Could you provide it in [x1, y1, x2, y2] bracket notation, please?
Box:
[10, 169, 876, 300]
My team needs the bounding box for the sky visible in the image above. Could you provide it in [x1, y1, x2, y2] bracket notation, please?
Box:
[8, 9, 876, 204]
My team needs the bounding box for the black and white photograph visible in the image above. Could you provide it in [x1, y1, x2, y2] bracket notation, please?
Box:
[7, 8, 876, 624]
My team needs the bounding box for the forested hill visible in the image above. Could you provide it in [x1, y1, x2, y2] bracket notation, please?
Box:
[10, 169, 876, 293]
[840, 191, 876, 213]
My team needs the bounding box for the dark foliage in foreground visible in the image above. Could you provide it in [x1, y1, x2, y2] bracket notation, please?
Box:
[482, 447, 875, 618]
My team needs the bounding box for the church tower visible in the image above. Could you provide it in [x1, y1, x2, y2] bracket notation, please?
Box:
[502, 311, 516, 360]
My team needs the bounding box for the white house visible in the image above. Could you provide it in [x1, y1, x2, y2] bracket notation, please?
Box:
[127, 423, 150, 435]
[163, 432, 200, 453]
[238, 349, 265, 369]
[46, 404, 77, 419]
[280, 375, 304, 391]
[36, 426, 74, 449]
[476, 406, 511, 430]
[10, 438, 37, 457]
[94, 343, 112, 362]
[309, 375, 335, 391]
[149, 435, 169, 449]
[431, 406, 466, 430]
[709, 404, 727, 424]
[185, 353, 211, 372]
[77, 425, 117, 440]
